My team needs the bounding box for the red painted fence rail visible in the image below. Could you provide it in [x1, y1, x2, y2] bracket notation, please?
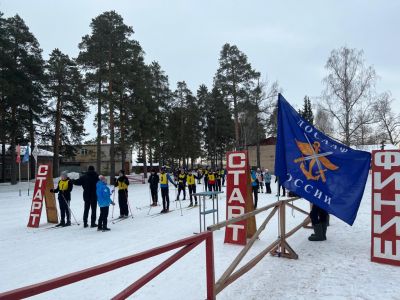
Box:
[0, 231, 215, 300]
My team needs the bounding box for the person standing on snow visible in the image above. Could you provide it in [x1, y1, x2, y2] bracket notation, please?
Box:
[308, 204, 328, 241]
[256, 168, 264, 193]
[50, 171, 73, 227]
[73, 165, 99, 228]
[176, 169, 187, 201]
[114, 170, 130, 218]
[264, 169, 272, 194]
[216, 168, 222, 192]
[186, 169, 200, 207]
[251, 170, 259, 209]
[207, 169, 216, 198]
[148, 169, 160, 206]
[160, 166, 177, 213]
[96, 175, 115, 231]
[203, 167, 209, 191]
[275, 175, 286, 197]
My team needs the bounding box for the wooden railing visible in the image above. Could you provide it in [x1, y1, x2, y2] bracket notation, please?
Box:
[207, 198, 310, 295]
[0, 198, 310, 300]
[0, 231, 216, 300]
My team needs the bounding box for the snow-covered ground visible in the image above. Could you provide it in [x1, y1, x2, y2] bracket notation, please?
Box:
[1, 175, 399, 299]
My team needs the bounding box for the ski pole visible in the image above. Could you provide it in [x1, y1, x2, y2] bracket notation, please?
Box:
[61, 193, 80, 226]
[126, 189, 134, 219]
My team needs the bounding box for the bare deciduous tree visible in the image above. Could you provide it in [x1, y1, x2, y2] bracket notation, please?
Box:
[321, 47, 376, 146]
[373, 92, 400, 145]
[314, 105, 334, 136]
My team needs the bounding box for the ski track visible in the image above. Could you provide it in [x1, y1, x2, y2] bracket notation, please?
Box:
[0, 176, 399, 299]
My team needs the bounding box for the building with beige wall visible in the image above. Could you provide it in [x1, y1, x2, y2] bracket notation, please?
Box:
[61, 143, 132, 175]
[247, 137, 276, 172]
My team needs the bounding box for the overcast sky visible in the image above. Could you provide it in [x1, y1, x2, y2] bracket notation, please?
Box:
[1, 0, 399, 138]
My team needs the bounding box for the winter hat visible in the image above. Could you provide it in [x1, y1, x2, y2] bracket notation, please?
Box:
[88, 165, 95, 171]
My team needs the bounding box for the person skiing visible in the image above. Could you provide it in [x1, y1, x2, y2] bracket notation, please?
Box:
[73, 165, 99, 228]
[186, 169, 200, 207]
[216, 168, 222, 192]
[197, 167, 202, 184]
[96, 175, 115, 231]
[256, 168, 264, 193]
[160, 166, 177, 213]
[207, 169, 216, 198]
[203, 167, 209, 191]
[251, 169, 259, 209]
[264, 169, 272, 194]
[308, 204, 328, 241]
[176, 169, 187, 201]
[114, 170, 130, 218]
[50, 171, 73, 227]
[221, 168, 226, 187]
[148, 169, 160, 206]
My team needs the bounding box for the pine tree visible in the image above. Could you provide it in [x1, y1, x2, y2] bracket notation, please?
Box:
[78, 11, 134, 181]
[214, 43, 258, 149]
[1, 14, 45, 184]
[44, 49, 88, 177]
[299, 96, 314, 125]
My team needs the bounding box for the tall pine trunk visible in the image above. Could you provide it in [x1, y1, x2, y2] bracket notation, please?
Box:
[120, 92, 126, 174]
[0, 97, 5, 182]
[108, 59, 115, 183]
[10, 105, 17, 185]
[53, 90, 62, 177]
[96, 79, 102, 174]
[29, 108, 35, 180]
[142, 142, 147, 179]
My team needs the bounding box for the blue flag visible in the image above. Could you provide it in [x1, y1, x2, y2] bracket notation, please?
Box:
[274, 94, 371, 225]
[22, 145, 30, 163]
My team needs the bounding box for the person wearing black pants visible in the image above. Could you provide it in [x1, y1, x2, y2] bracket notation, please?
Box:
[73, 165, 99, 228]
[275, 176, 286, 197]
[216, 169, 222, 192]
[159, 167, 177, 213]
[176, 169, 187, 200]
[309, 204, 328, 241]
[203, 168, 209, 191]
[115, 170, 130, 218]
[148, 169, 160, 206]
[251, 170, 259, 209]
[187, 171, 199, 207]
[50, 171, 73, 227]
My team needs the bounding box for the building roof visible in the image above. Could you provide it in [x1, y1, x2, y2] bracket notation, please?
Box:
[247, 137, 277, 146]
[0, 145, 54, 157]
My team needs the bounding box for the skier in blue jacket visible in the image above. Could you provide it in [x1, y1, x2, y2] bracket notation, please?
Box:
[96, 175, 115, 231]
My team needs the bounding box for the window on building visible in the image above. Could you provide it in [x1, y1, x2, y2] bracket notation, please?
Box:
[80, 148, 88, 156]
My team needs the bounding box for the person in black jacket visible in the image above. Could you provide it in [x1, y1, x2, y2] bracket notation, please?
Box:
[50, 171, 73, 227]
[148, 169, 160, 206]
[73, 165, 99, 228]
[115, 170, 130, 218]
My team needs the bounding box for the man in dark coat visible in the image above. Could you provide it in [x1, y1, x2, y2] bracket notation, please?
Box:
[73, 166, 99, 228]
[148, 169, 160, 206]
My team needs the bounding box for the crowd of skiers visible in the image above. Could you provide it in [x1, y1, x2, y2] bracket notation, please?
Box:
[147, 166, 227, 213]
[49, 164, 328, 241]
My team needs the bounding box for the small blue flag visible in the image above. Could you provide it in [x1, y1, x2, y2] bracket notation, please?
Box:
[22, 145, 30, 163]
[274, 94, 371, 225]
